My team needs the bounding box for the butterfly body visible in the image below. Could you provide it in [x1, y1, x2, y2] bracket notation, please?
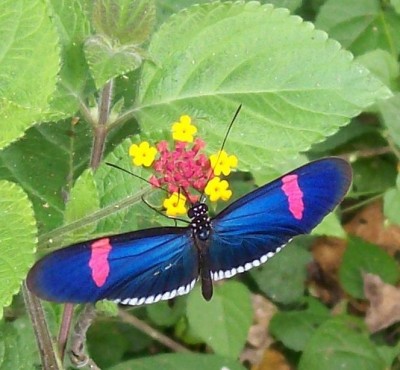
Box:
[27, 157, 352, 305]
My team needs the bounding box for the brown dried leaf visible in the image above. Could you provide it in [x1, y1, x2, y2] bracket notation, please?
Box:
[241, 295, 277, 365]
[364, 273, 400, 332]
[308, 237, 346, 304]
[345, 200, 400, 256]
[251, 348, 292, 370]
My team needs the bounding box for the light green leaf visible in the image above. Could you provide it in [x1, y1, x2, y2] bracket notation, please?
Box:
[312, 212, 346, 238]
[299, 315, 386, 370]
[251, 238, 312, 304]
[356, 49, 399, 89]
[186, 281, 252, 358]
[0, 181, 36, 319]
[137, 2, 391, 173]
[63, 169, 100, 244]
[0, 0, 60, 148]
[316, 0, 400, 56]
[379, 93, 400, 147]
[339, 237, 399, 298]
[108, 353, 246, 370]
[392, 0, 400, 13]
[47, 0, 92, 118]
[93, 0, 156, 45]
[383, 186, 400, 225]
[85, 35, 143, 89]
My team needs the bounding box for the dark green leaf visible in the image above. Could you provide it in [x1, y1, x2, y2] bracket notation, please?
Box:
[186, 281, 252, 358]
[0, 316, 40, 369]
[108, 353, 246, 370]
[269, 297, 330, 351]
[251, 238, 312, 304]
[339, 237, 399, 298]
[351, 157, 396, 196]
[299, 315, 386, 370]
[146, 298, 186, 327]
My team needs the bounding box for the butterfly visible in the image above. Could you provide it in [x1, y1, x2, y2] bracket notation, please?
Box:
[27, 157, 352, 306]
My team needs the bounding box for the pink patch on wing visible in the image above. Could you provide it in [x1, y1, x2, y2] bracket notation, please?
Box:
[89, 238, 112, 287]
[281, 174, 304, 220]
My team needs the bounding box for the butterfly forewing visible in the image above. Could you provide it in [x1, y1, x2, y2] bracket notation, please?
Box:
[209, 158, 352, 280]
[27, 228, 198, 305]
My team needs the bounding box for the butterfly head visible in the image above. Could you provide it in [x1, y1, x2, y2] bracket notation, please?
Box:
[188, 202, 211, 241]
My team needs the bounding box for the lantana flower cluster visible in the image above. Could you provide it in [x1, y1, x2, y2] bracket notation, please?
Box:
[129, 115, 238, 216]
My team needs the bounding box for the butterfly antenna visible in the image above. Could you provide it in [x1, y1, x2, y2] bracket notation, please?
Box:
[200, 104, 242, 202]
[105, 162, 169, 195]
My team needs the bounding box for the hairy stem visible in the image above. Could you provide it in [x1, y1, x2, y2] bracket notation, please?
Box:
[90, 80, 114, 170]
[22, 282, 62, 370]
[69, 305, 100, 370]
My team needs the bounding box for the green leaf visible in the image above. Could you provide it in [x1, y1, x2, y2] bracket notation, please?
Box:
[316, 0, 400, 56]
[0, 118, 135, 235]
[376, 341, 400, 368]
[186, 281, 252, 358]
[392, 0, 400, 13]
[356, 49, 399, 89]
[299, 315, 386, 370]
[251, 238, 312, 304]
[351, 157, 396, 196]
[63, 169, 100, 244]
[146, 298, 186, 327]
[108, 353, 246, 370]
[269, 297, 330, 351]
[339, 237, 400, 298]
[266, 0, 302, 12]
[0, 0, 60, 148]
[46, 0, 92, 118]
[94, 138, 171, 236]
[85, 35, 143, 89]
[0, 181, 36, 319]
[312, 212, 346, 238]
[137, 2, 390, 173]
[379, 93, 400, 147]
[92, 0, 156, 45]
[0, 316, 40, 369]
[383, 187, 400, 225]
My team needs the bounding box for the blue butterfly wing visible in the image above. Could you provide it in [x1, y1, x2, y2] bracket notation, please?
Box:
[208, 158, 352, 280]
[27, 228, 198, 305]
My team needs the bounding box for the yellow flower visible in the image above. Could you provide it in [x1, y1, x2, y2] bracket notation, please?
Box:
[209, 150, 238, 176]
[205, 177, 232, 202]
[129, 141, 157, 167]
[163, 192, 187, 216]
[172, 115, 197, 143]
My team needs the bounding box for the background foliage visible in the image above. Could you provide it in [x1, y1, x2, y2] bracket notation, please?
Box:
[0, 0, 399, 369]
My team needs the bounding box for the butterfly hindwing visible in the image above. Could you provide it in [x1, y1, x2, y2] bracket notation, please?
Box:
[209, 158, 352, 280]
[27, 228, 198, 305]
